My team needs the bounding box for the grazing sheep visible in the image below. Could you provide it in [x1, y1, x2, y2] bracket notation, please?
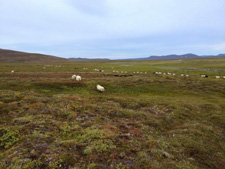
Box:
[215, 76, 220, 79]
[172, 73, 176, 76]
[96, 85, 105, 92]
[181, 74, 184, 76]
[186, 75, 189, 77]
[76, 75, 82, 81]
[11, 70, 14, 73]
[167, 72, 172, 75]
[201, 75, 208, 78]
[71, 75, 76, 79]
[154, 72, 161, 75]
[223, 76, 225, 79]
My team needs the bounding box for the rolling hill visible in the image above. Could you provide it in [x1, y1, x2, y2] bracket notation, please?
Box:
[0, 49, 67, 63]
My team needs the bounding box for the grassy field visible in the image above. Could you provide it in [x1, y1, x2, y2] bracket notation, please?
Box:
[0, 57, 225, 169]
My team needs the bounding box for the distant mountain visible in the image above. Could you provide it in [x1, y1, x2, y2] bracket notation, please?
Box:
[69, 57, 110, 61]
[120, 53, 225, 60]
[217, 54, 225, 57]
[1, 48, 224, 62]
[0, 49, 67, 63]
[147, 53, 199, 60]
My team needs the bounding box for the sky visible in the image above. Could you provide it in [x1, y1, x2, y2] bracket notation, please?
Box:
[0, 0, 225, 59]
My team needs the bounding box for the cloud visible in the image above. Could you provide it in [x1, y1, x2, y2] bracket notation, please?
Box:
[0, 0, 225, 58]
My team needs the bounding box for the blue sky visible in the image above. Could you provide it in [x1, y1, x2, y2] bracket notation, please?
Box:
[1, 0, 225, 59]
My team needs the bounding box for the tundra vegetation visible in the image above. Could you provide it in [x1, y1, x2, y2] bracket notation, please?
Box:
[0, 57, 225, 168]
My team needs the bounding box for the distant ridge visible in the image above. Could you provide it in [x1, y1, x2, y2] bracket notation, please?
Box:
[0, 49, 67, 63]
[119, 53, 225, 60]
[217, 54, 225, 57]
[69, 57, 110, 61]
[147, 53, 199, 60]
[1, 48, 224, 62]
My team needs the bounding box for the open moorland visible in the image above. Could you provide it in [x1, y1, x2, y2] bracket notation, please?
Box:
[0, 57, 225, 168]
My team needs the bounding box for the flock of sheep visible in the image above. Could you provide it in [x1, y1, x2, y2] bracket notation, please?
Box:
[154, 71, 189, 76]
[71, 74, 105, 92]
[110, 70, 225, 79]
[70, 69, 224, 92]
[10, 68, 225, 93]
[71, 74, 81, 81]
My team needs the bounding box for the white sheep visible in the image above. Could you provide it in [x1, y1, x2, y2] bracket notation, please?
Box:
[201, 75, 208, 78]
[186, 75, 189, 77]
[155, 72, 163, 75]
[223, 76, 225, 79]
[181, 74, 184, 76]
[76, 75, 81, 81]
[71, 75, 76, 79]
[172, 73, 176, 76]
[11, 70, 14, 73]
[215, 76, 220, 79]
[96, 85, 105, 92]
